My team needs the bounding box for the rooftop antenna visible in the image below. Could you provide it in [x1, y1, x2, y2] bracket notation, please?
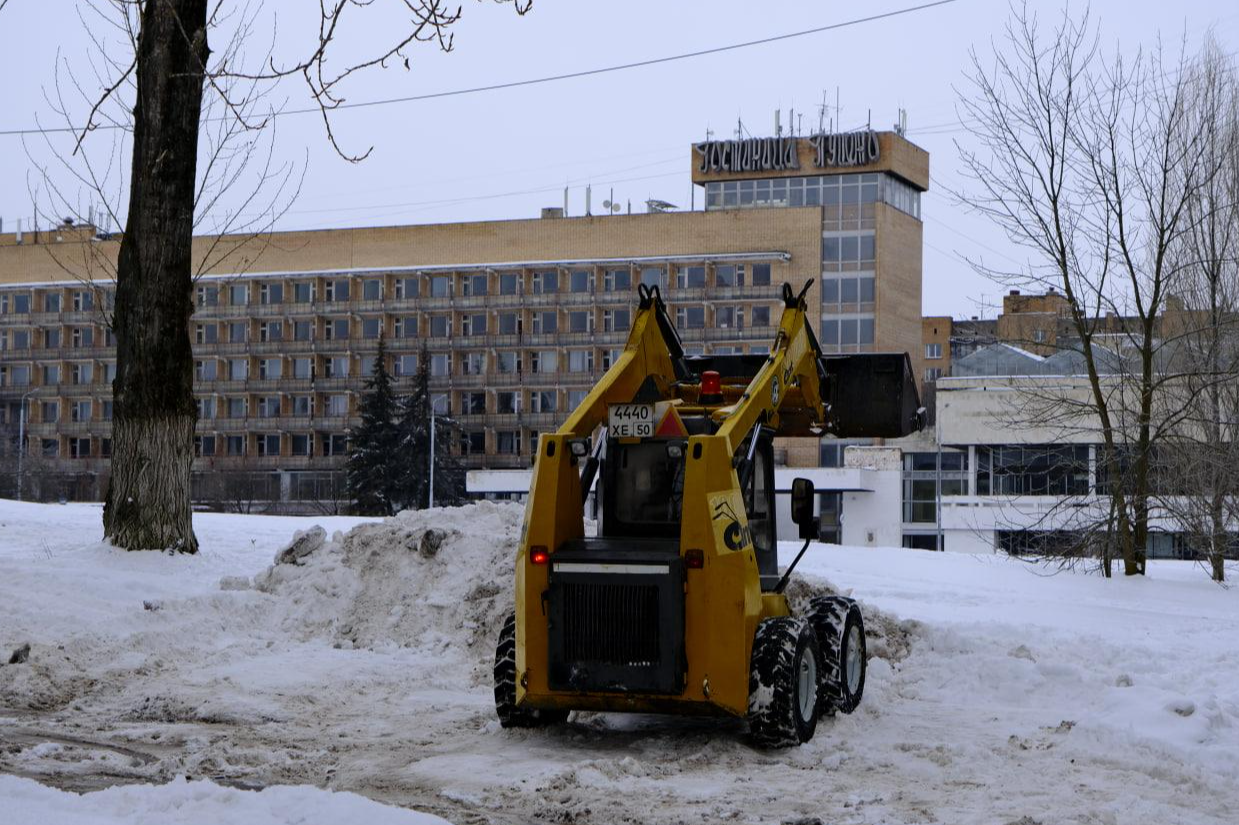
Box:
[818, 90, 827, 132]
[775, 109, 781, 137]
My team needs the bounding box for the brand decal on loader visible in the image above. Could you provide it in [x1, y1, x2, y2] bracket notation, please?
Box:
[709, 493, 752, 552]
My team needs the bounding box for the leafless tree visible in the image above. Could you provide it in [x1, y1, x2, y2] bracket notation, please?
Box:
[955, 2, 1224, 576]
[18, 0, 530, 552]
[1154, 38, 1239, 583]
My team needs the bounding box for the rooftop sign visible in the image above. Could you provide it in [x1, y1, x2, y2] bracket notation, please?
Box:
[694, 130, 880, 175]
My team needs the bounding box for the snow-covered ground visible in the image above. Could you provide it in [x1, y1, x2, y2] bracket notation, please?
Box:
[1, 498, 1237, 825]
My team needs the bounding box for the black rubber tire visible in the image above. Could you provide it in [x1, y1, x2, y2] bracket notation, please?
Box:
[493, 612, 569, 728]
[746, 617, 823, 747]
[806, 596, 866, 715]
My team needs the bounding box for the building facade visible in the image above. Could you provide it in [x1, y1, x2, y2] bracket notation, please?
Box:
[0, 130, 929, 507]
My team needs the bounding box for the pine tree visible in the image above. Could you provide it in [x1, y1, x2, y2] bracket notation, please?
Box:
[345, 336, 401, 515]
[395, 343, 466, 509]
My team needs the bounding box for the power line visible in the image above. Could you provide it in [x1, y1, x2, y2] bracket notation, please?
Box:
[0, 0, 959, 139]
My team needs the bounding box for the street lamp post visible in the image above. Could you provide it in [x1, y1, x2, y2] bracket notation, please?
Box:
[16, 387, 34, 502]
[428, 414, 435, 509]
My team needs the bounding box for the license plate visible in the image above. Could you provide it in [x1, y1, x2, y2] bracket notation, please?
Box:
[608, 404, 654, 438]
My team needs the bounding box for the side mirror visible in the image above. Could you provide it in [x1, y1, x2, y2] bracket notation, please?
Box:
[790, 477, 820, 541]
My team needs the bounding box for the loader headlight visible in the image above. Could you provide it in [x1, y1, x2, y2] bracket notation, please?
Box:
[568, 438, 590, 457]
[665, 442, 685, 459]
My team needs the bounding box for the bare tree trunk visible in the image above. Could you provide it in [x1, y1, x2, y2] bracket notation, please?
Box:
[103, 1, 208, 553]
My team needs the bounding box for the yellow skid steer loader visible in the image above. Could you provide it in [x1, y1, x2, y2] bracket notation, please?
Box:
[494, 282, 923, 746]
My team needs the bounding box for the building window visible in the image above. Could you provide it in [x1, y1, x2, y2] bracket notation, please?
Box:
[195, 324, 217, 345]
[394, 354, 417, 377]
[41, 438, 58, 457]
[569, 270, 591, 293]
[194, 435, 216, 457]
[431, 393, 450, 415]
[568, 350, 593, 373]
[42, 364, 60, 385]
[194, 359, 218, 381]
[499, 272, 520, 295]
[72, 290, 94, 311]
[600, 349, 621, 370]
[464, 392, 486, 415]
[530, 350, 557, 374]
[497, 312, 520, 335]
[604, 269, 631, 292]
[293, 357, 312, 379]
[258, 359, 283, 381]
[496, 392, 519, 414]
[532, 270, 558, 294]
[44, 292, 61, 313]
[602, 308, 629, 332]
[362, 279, 382, 301]
[293, 281, 315, 303]
[291, 433, 311, 456]
[496, 351, 520, 374]
[42, 401, 59, 423]
[496, 430, 519, 455]
[197, 397, 215, 419]
[394, 277, 416, 300]
[102, 400, 113, 420]
[976, 445, 1089, 496]
[639, 267, 667, 290]
[227, 435, 246, 456]
[324, 318, 349, 340]
[1, 293, 31, 314]
[751, 263, 772, 286]
[294, 320, 313, 342]
[568, 311, 592, 333]
[714, 264, 744, 288]
[197, 286, 219, 307]
[395, 316, 418, 338]
[429, 275, 451, 298]
[533, 311, 558, 335]
[567, 389, 588, 409]
[430, 353, 450, 376]
[677, 266, 706, 289]
[327, 394, 349, 416]
[531, 390, 557, 413]
[43, 328, 61, 349]
[69, 437, 91, 459]
[259, 321, 283, 342]
[1033, 329, 1047, 343]
[293, 395, 313, 416]
[716, 306, 743, 330]
[924, 367, 943, 382]
[461, 314, 487, 337]
[461, 352, 486, 375]
[675, 306, 705, 329]
[229, 359, 249, 380]
[228, 397, 247, 417]
[228, 322, 247, 343]
[325, 279, 351, 302]
[430, 316, 450, 337]
[72, 327, 94, 348]
[72, 400, 92, 422]
[361, 318, 381, 339]
[462, 274, 487, 297]
[823, 233, 876, 272]
[257, 396, 281, 418]
[260, 283, 283, 304]
[323, 433, 348, 456]
[752, 306, 771, 327]
[925, 343, 942, 360]
[230, 284, 249, 305]
[257, 434, 281, 457]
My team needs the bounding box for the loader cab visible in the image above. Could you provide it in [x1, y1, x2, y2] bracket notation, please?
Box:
[737, 427, 780, 591]
[598, 438, 686, 539]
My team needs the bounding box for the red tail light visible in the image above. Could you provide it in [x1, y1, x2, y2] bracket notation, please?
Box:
[701, 371, 722, 397]
[684, 548, 704, 569]
[530, 546, 550, 565]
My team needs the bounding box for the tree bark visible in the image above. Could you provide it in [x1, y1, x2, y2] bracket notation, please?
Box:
[103, 0, 209, 553]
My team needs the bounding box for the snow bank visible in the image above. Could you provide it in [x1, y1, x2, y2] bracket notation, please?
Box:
[254, 502, 522, 682]
[3, 774, 449, 825]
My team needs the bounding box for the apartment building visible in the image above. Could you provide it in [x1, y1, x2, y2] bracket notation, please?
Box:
[0, 129, 929, 506]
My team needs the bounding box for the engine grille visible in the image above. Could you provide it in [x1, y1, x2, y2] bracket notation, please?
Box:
[561, 582, 660, 666]
[546, 553, 684, 694]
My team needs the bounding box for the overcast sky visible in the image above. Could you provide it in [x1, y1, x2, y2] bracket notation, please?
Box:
[1, 0, 1236, 317]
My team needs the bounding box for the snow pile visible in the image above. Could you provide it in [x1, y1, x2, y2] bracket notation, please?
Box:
[254, 502, 522, 681]
[3, 774, 449, 825]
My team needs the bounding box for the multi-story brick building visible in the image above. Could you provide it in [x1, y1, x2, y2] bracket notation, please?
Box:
[0, 129, 928, 506]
